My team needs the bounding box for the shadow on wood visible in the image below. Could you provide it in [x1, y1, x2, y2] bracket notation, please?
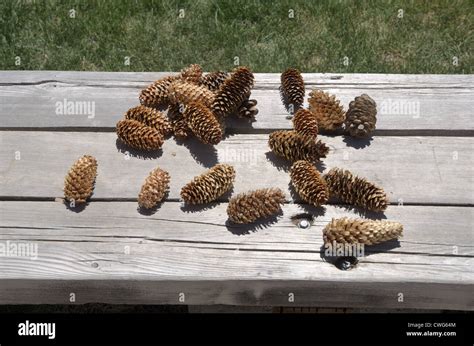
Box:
[225, 213, 282, 235]
[176, 137, 218, 168]
[343, 135, 373, 149]
[115, 138, 163, 160]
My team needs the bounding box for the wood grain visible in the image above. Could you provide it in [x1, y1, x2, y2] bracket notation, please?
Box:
[0, 72, 472, 133]
[0, 201, 472, 309]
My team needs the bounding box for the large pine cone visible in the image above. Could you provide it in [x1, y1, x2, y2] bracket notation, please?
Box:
[212, 66, 254, 118]
[181, 164, 236, 204]
[125, 105, 172, 136]
[237, 98, 258, 120]
[168, 80, 215, 108]
[293, 108, 318, 139]
[323, 217, 403, 245]
[116, 119, 164, 150]
[324, 168, 389, 212]
[268, 130, 329, 162]
[138, 167, 170, 209]
[168, 103, 191, 140]
[308, 89, 345, 131]
[199, 71, 229, 91]
[64, 155, 98, 203]
[180, 64, 203, 84]
[290, 161, 329, 206]
[344, 94, 377, 138]
[139, 75, 180, 108]
[281, 68, 305, 111]
[183, 102, 223, 145]
[227, 188, 286, 224]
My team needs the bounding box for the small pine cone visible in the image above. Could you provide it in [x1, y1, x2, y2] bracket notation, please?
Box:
[199, 71, 229, 91]
[324, 168, 389, 212]
[168, 80, 215, 108]
[237, 98, 258, 120]
[125, 105, 172, 136]
[64, 155, 98, 203]
[293, 108, 318, 139]
[138, 167, 170, 209]
[227, 188, 286, 224]
[290, 161, 329, 206]
[139, 75, 180, 108]
[180, 64, 203, 84]
[268, 130, 329, 163]
[116, 119, 164, 150]
[183, 102, 223, 145]
[281, 68, 305, 110]
[181, 164, 236, 204]
[323, 217, 403, 245]
[308, 89, 345, 131]
[344, 94, 377, 138]
[212, 66, 255, 118]
[168, 104, 191, 140]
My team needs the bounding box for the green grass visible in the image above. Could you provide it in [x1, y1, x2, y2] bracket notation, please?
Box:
[0, 0, 472, 73]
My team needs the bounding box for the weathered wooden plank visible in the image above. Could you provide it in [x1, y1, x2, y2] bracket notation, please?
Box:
[0, 132, 472, 205]
[0, 202, 472, 309]
[0, 72, 472, 132]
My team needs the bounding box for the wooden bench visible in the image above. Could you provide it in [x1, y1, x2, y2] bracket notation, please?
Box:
[0, 72, 472, 310]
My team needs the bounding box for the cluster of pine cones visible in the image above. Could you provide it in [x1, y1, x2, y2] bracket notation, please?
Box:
[115, 64, 258, 149]
[62, 66, 403, 259]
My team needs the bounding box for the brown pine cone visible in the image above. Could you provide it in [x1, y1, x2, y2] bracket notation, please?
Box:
[345, 94, 377, 138]
[281, 68, 305, 110]
[168, 104, 191, 140]
[138, 167, 170, 209]
[183, 102, 223, 145]
[323, 217, 403, 245]
[290, 161, 329, 206]
[227, 188, 286, 224]
[125, 105, 172, 136]
[293, 108, 318, 139]
[199, 71, 229, 91]
[180, 64, 203, 84]
[324, 168, 389, 212]
[212, 66, 255, 118]
[237, 98, 258, 120]
[268, 130, 329, 163]
[116, 119, 164, 150]
[168, 80, 215, 108]
[64, 155, 98, 204]
[181, 164, 236, 204]
[308, 89, 345, 131]
[139, 75, 180, 108]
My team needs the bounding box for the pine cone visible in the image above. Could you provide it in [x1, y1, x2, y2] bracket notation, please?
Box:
[116, 119, 164, 150]
[268, 130, 329, 162]
[199, 71, 229, 91]
[293, 108, 318, 139]
[139, 75, 180, 108]
[227, 188, 286, 224]
[324, 168, 389, 212]
[168, 104, 191, 140]
[344, 94, 377, 138]
[180, 64, 203, 84]
[138, 167, 170, 209]
[181, 164, 236, 204]
[237, 98, 258, 120]
[125, 105, 172, 136]
[323, 217, 403, 245]
[64, 155, 98, 203]
[281, 68, 305, 110]
[168, 80, 215, 108]
[290, 161, 329, 206]
[308, 89, 345, 131]
[212, 66, 255, 118]
[183, 102, 223, 145]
